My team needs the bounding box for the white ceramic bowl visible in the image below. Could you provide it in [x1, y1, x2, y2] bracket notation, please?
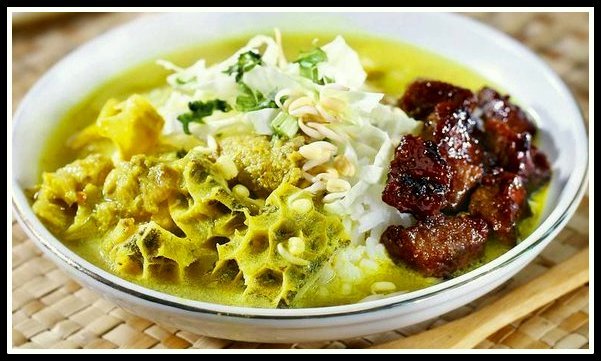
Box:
[12, 12, 588, 343]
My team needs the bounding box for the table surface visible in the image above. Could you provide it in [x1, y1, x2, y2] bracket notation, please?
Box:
[11, 12, 590, 350]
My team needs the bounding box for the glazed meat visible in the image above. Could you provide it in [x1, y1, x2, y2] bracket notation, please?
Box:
[399, 80, 475, 120]
[446, 161, 484, 209]
[387, 82, 487, 213]
[429, 101, 485, 209]
[430, 102, 482, 163]
[478, 87, 537, 135]
[478, 87, 551, 188]
[382, 80, 552, 278]
[528, 146, 552, 190]
[485, 119, 532, 173]
[469, 170, 529, 245]
[382, 135, 451, 218]
[484, 119, 551, 189]
[381, 214, 489, 278]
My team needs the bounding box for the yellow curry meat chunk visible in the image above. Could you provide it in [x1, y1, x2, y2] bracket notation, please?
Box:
[103, 155, 180, 230]
[98, 95, 165, 160]
[219, 135, 304, 198]
[90, 95, 164, 160]
[104, 220, 215, 282]
[32, 153, 113, 233]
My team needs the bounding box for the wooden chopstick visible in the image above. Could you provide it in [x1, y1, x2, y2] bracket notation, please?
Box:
[372, 247, 589, 349]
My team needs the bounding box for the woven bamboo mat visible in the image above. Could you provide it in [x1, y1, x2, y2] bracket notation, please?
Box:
[11, 12, 590, 349]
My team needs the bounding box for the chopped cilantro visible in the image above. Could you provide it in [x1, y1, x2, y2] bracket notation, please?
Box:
[224, 51, 263, 82]
[177, 99, 231, 134]
[295, 48, 331, 84]
[175, 76, 196, 85]
[235, 83, 278, 112]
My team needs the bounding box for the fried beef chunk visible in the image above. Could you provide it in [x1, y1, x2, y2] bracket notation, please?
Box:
[430, 101, 485, 209]
[477, 87, 537, 135]
[382, 135, 451, 218]
[382, 80, 552, 277]
[390, 81, 487, 212]
[430, 102, 482, 163]
[485, 119, 532, 172]
[484, 118, 551, 189]
[529, 147, 552, 190]
[381, 214, 489, 278]
[399, 80, 475, 120]
[468, 170, 529, 245]
[446, 162, 484, 209]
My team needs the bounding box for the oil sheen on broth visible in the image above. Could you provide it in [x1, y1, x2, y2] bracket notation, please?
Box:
[38, 33, 547, 307]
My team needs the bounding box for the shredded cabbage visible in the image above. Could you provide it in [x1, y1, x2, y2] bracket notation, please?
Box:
[318, 36, 367, 90]
[155, 30, 421, 256]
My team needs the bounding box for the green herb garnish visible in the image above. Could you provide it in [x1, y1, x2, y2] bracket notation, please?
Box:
[295, 48, 330, 84]
[235, 83, 278, 112]
[177, 99, 231, 134]
[224, 51, 263, 82]
[175, 76, 196, 85]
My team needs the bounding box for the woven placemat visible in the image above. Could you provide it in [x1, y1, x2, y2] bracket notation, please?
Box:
[11, 12, 590, 349]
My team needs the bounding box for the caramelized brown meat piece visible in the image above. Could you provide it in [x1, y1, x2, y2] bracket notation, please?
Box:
[382, 81, 553, 278]
[381, 214, 489, 278]
[484, 119, 551, 189]
[429, 101, 485, 209]
[528, 146, 552, 190]
[469, 170, 529, 245]
[478, 87, 551, 188]
[446, 161, 484, 209]
[399, 80, 475, 120]
[431, 102, 482, 163]
[478, 87, 537, 135]
[485, 119, 532, 172]
[382, 135, 451, 218]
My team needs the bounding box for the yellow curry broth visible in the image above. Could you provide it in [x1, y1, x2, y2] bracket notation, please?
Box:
[36, 33, 546, 308]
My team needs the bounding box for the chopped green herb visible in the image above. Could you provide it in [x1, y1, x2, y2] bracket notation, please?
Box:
[278, 95, 289, 105]
[322, 76, 335, 84]
[177, 99, 231, 134]
[224, 51, 263, 82]
[235, 83, 278, 112]
[175, 76, 196, 85]
[295, 48, 330, 84]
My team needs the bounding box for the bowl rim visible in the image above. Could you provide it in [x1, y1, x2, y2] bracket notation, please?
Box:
[11, 12, 589, 319]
